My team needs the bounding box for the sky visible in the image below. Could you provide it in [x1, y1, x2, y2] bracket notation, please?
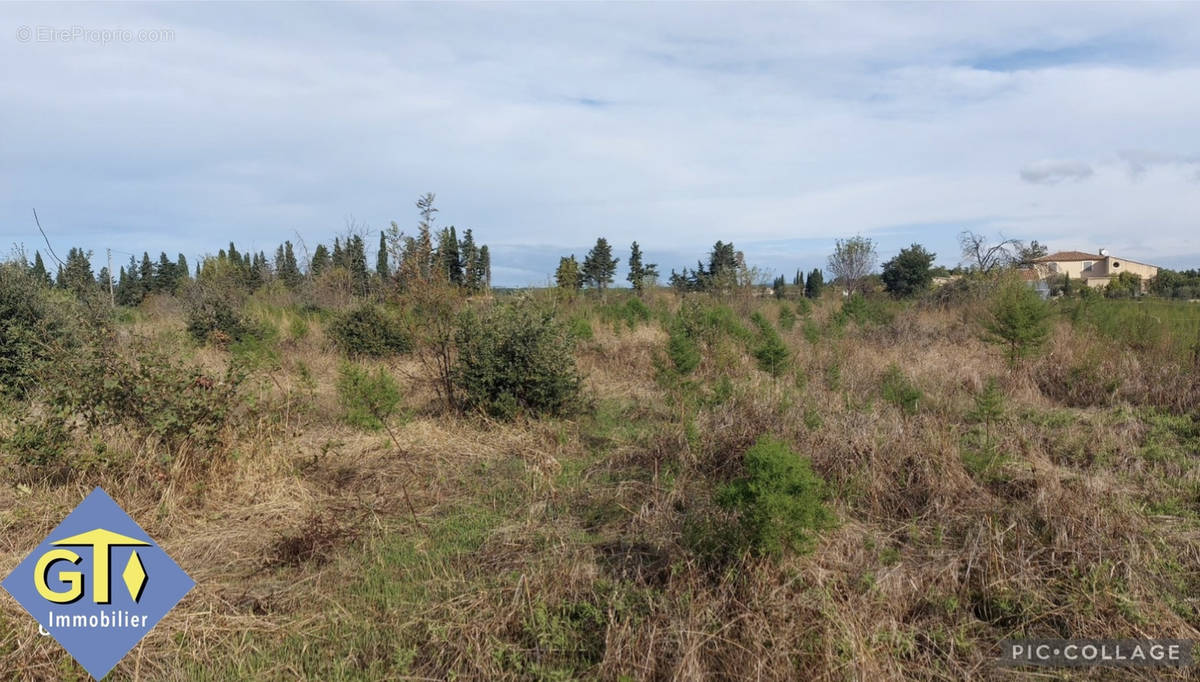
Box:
[3, 2, 1200, 286]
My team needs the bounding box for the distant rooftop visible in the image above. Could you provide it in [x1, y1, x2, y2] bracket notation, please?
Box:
[1035, 251, 1102, 262]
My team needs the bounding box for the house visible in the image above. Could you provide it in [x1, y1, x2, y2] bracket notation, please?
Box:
[1031, 249, 1159, 289]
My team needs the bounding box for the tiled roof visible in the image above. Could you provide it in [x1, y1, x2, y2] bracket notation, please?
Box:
[1035, 251, 1101, 262]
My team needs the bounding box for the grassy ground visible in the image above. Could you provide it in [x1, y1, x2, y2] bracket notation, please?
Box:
[2, 290, 1200, 680]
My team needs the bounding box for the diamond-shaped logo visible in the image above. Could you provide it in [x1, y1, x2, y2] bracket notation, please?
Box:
[2, 488, 194, 680]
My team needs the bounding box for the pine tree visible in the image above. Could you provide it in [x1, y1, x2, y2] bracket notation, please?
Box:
[970, 377, 1005, 450]
[582, 238, 619, 292]
[311, 244, 330, 276]
[115, 267, 131, 304]
[556, 255, 582, 291]
[155, 252, 177, 293]
[331, 238, 345, 270]
[438, 226, 462, 284]
[983, 278, 1051, 366]
[376, 231, 389, 279]
[139, 252, 154, 297]
[626, 241, 658, 294]
[122, 255, 140, 302]
[478, 245, 490, 290]
[793, 269, 802, 287]
[61, 247, 96, 295]
[276, 241, 302, 289]
[176, 254, 189, 284]
[416, 193, 438, 281]
[30, 251, 51, 286]
[459, 229, 479, 291]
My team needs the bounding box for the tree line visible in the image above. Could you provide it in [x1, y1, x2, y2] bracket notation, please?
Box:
[13, 193, 491, 304]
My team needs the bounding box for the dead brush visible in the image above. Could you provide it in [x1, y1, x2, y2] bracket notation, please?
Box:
[267, 510, 360, 567]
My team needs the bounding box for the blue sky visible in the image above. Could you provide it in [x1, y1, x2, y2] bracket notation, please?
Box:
[3, 2, 1200, 285]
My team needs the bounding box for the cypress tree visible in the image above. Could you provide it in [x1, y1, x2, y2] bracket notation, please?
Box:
[805, 268, 824, 299]
[346, 236, 368, 294]
[376, 231, 389, 279]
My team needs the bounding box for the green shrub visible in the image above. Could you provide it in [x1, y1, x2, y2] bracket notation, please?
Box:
[969, 377, 1005, 448]
[3, 414, 72, 480]
[836, 292, 894, 327]
[597, 297, 653, 331]
[44, 341, 242, 456]
[666, 321, 701, 375]
[336, 362, 403, 430]
[288, 315, 310, 342]
[716, 435, 834, 557]
[751, 312, 790, 378]
[624, 297, 652, 325]
[983, 278, 1051, 365]
[880, 364, 921, 415]
[185, 295, 255, 345]
[452, 301, 582, 419]
[230, 326, 281, 373]
[778, 303, 797, 331]
[802, 318, 821, 344]
[567, 316, 594, 342]
[794, 297, 812, 317]
[327, 304, 413, 357]
[0, 262, 89, 398]
[674, 300, 753, 346]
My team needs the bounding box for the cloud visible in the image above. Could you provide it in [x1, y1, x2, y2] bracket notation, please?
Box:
[1118, 149, 1200, 179]
[1019, 160, 1095, 184]
[3, 3, 1200, 283]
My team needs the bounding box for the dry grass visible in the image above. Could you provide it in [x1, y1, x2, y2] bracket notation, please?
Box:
[2, 292, 1199, 680]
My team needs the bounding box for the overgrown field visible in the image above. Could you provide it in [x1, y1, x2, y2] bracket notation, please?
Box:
[3, 268, 1200, 680]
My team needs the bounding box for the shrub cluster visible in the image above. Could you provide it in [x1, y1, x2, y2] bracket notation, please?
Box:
[452, 300, 582, 419]
[327, 303, 413, 357]
[0, 263, 83, 396]
[44, 342, 242, 455]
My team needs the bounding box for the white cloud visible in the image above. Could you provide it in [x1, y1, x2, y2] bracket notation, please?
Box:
[2, 3, 1200, 282]
[1020, 160, 1095, 184]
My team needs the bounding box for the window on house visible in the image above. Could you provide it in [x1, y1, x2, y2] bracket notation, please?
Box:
[1082, 261, 1093, 271]
[1113, 261, 1121, 268]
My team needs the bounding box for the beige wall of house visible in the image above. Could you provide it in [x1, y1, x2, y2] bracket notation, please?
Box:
[1034, 254, 1158, 288]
